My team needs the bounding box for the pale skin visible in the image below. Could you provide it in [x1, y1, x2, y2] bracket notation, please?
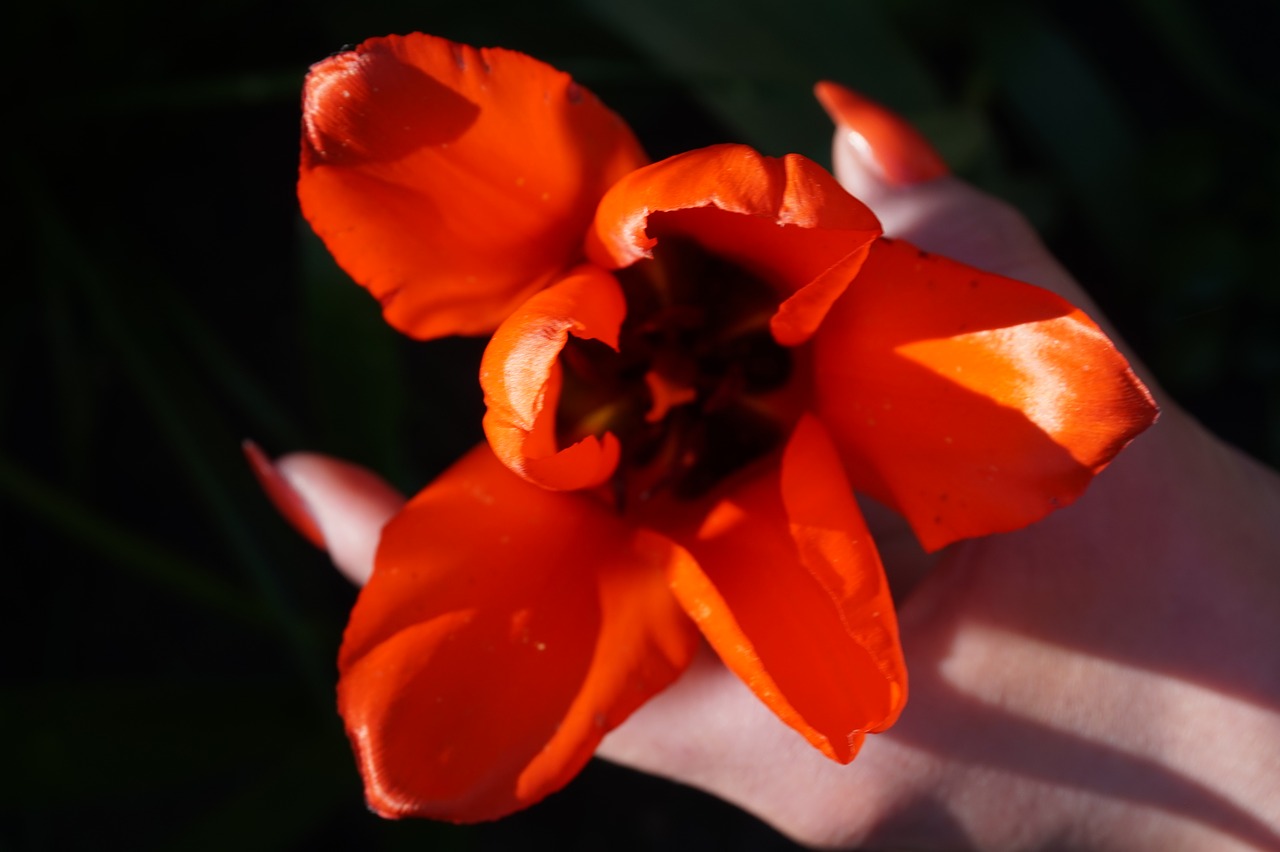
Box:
[272, 128, 1280, 850]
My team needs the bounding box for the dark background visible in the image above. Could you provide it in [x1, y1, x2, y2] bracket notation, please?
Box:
[6, 0, 1278, 849]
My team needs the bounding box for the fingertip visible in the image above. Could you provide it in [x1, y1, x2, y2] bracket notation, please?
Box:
[813, 88, 1147, 395]
[815, 81, 949, 190]
[815, 97, 1077, 298]
[244, 439, 327, 549]
[271, 451, 406, 586]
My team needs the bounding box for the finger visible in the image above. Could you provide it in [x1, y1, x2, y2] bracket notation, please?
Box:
[247, 443, 405, 585]
[815, 81, 1162, 397]
[815, 82, 1096, 312]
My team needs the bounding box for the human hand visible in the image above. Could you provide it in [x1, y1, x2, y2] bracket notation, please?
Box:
[253, 84, 1280, 851]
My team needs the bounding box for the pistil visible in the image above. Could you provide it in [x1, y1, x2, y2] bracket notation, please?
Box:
[556, 237, 798, 505]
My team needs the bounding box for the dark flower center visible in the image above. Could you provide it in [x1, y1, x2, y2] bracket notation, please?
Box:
[556, 236, 795, 504]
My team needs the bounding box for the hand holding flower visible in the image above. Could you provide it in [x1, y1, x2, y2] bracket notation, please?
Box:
[254, 36, 1280, 850]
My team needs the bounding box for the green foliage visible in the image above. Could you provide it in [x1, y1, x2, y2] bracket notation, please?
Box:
[6, 0, 1277, 848]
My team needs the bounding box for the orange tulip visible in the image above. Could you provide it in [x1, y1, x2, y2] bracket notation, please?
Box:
[299, 33, 1157, 822]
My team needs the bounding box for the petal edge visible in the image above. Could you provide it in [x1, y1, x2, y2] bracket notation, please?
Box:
[339, 445, 698, 821]
[300, 33, 648, 340]
[815, 238, 1158, 550]
[481, 266, 626, 491]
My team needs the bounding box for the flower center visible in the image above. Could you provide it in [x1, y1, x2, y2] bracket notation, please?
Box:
[556, 237, 797, 505]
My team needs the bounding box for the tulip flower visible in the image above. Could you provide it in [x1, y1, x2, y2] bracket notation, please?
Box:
[297, 32, 1157, 822]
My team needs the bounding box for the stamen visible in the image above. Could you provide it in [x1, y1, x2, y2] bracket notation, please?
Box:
[643, 370, 698, 423]
[554, 236, 800, 505]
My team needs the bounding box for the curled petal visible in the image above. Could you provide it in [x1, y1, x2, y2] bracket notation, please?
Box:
[339, 445, 699, 822]
[664, 415, 906, 762]
[481, 266, 625, 490]
[585, 144, 881, 345]
[815, 237, 1158, 551]
[299, 33, 648, 340]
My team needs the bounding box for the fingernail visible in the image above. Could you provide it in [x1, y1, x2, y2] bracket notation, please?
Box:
[814, 81, 949, 187]
[243, 439, 327, 549]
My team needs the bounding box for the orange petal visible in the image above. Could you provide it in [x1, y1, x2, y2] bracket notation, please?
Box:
[338, 445, 699, 822]
[299, 33, 648, 340]
[584, 144, 881, 345]
[480, 266, 625, 490]
[664, 415, 906, 762]
[814, 237, 1158, 551]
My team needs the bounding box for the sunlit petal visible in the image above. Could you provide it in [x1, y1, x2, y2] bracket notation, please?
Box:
[815, 238, 1158, 550]
[480, 266, 625, 490]
[586, 144, 881, 345]
[299, 33, 647, 340]
[664, 415, 905, 762]
[339, 445, 699, 821]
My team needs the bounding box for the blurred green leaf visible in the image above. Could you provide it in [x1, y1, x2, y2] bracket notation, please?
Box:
[913, 104, 993, 174]
[39, 266, 98, 485]
[298, 227, 410, 479]
[16, 160, 327, 696]
[984, 7, 1144, 254]
[150, 734, 352, 852]
[46, 72, 305, 119]
[158, 288, 304, 451]
[0, 455, 267, 629]
[2, 681, 325, 807]
[1124, 0, 1280, 130]
[578, 0, 940, 159]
